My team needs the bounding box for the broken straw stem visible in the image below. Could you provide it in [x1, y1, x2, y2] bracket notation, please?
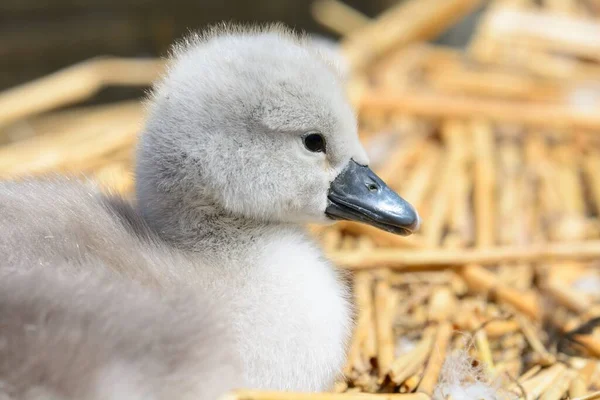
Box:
[329, 240, 600, 270]
[220, 391, 431, 400]
[359, 91, 600, 130]
[572, 391, 600, 400]
[417, 321, 453, 396]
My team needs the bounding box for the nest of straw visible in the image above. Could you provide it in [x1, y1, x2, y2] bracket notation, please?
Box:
[2, 0, 600, 399]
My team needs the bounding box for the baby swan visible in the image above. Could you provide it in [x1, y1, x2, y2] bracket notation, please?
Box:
[0, 24, 419, 394]
[138, 24, 418, 389]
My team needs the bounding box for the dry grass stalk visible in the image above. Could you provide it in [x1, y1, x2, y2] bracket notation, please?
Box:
[375, 133, 427, 188]
[583, 152, 600, 216]
[341, 0, 481, 71]
[474, 329, 495, 374]
[310, 0, 370, 36]
[340, 236, 358, 251]
[518, 365, 542, 383]
[570, 372, 588, 398]
[480, 5, 600, 61]
[469, 35, 600, 81]
[515, 314, 555, 365]
[328, 240, 600, 270]
[544, 278, 592, 314]
[427, 287, 457, 323]
[388, 326, 435, 385]
[446, 121, 473, 246]
[523, 131, 550, 240]
[577, 359, 597, 386]
[416, 321, 453, 396]
[539, 369, 576, 400]
[472, 119, 496, 248]
[421, 121, 464, 247]
[333, 381, 348, 393]
[483, 320, 520, 338]
[425, 60, 565, 101]
[552, 141, 586, 215]
[0, 100, 136, 144]
[359, 91, 600, 129]
[460, 265, 540, 319]
[572, 334, 600, 358]
[354, 373, 381, 393]
[343, 339, 366, 380]
[348, 270, 377, 376]
[387, 271, 453, 286]
[322, 228, 343, 252]
[371, 44, 433, 90]
[307, 224, 328, 239]
[395, 143, 441, 212]
[0, 58, 163, 128]
[0, 101, 143, 179]
[220, 391, 431, 400]
[400, 371, 422, 393]
[573, 391, 600, 400]
[374, 278, 397, 377]
[520, 363, 568, 399]
[345, 74, 370, 110]
[543, 0, 581, 15]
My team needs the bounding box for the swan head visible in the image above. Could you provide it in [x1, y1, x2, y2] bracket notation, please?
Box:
[137, 24, 419, 235]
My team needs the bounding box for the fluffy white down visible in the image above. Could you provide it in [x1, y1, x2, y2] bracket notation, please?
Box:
[433, 349, 516, 400]
[219, 230, 352, 390]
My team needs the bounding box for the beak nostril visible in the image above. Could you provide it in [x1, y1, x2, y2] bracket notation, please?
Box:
[367, 183, 378, 192]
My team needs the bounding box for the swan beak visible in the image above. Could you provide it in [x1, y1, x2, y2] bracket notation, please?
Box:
[325, 159, 420, 236]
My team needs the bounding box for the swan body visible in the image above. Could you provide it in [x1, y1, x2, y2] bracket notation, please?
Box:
[0, 24, 419, 396]
[0, 260, 239, 400]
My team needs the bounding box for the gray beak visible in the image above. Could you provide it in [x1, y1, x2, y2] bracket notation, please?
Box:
[325, 160, 420, 236]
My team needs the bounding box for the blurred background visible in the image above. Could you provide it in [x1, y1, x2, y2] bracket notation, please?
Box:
[0, 0, 482, 95]
[3, 0, 600, 397]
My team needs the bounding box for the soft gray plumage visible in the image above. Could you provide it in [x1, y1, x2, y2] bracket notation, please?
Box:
[0, 181, 241, 400]
[0, 179, 202, 287]
[0, 23, 384, 394]
[0, 265, 240, 400]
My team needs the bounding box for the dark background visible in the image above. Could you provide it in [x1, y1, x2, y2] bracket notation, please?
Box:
[0, 0, 482, 94]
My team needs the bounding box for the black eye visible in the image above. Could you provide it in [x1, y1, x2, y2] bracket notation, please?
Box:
[303, 133, 326, 153]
